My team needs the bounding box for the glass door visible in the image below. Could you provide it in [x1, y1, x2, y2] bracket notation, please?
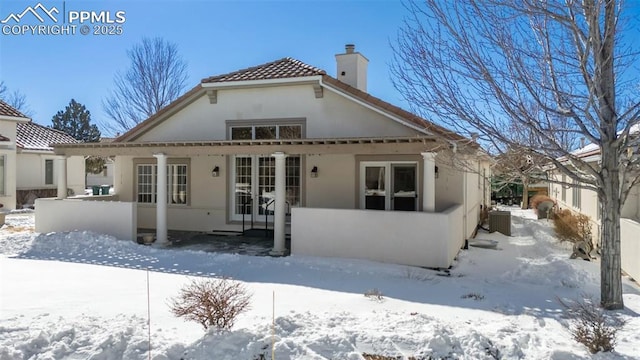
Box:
[363, 165, 387, 210]
[361, 162, 418, 211]
[391, 164, 417, 211]
[231, 155, 301, 222]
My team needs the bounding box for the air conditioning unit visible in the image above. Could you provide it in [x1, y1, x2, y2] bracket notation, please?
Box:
[489, 211, 511, 236]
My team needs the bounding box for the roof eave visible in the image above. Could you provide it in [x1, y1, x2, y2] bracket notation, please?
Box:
[201, 75, 324, 89]
[0, 115, 30, 122]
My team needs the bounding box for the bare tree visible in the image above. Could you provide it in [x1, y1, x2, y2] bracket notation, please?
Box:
[103, 37, 188, 133]
[0, 81, 33, 117]
[392, 0, 640, 309]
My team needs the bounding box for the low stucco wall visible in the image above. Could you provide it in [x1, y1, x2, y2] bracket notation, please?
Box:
[35, 198, 137, 241]
[291, 205, 464, 268]
[621, 218, 640, 281]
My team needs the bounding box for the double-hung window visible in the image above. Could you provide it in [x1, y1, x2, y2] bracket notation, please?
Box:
[572, 181, 581, 209]
[45, 159, 54, 185]
[136, 163, 188, 205]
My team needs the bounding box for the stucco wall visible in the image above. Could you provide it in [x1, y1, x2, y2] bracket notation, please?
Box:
[16, 153, 85, 195]
[620, 218, 640, 282]
[0, 121, 18, 209]
[35, 198, 137, 241]
[305, 154, 355, 209]
[291, 204, 464, 268]
[135, 85, 418, 142]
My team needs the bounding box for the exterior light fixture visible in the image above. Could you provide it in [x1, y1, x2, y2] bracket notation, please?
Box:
[310, 166, 318, 178]
[435, 166, 439, 178]
[211, 166, 220, 177]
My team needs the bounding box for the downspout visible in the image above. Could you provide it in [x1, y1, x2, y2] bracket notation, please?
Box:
[463, 169, 468, 240]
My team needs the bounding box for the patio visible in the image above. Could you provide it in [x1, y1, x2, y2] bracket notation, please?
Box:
[136, 229, 291, 257]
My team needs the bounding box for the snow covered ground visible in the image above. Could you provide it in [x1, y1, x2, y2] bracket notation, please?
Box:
[1, 208, 639, 359]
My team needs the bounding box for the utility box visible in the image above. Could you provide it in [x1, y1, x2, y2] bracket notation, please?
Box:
[489, 211, 511, 236]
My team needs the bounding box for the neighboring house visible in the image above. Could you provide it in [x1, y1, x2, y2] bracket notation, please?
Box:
[0, 100, 85, 209]
[548, 142, 640, 281]
[86, 138, 115, 187]
[46, 45, 492, 268]
[0, 100, 30, 210]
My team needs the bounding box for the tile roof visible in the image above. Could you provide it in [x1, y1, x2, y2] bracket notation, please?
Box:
[0, 99, 28, 119]
[16, 121, 79, 151]
[202, 57, 326, 83]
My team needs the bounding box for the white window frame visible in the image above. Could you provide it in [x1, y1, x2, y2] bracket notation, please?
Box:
[136, 163, 188, 205]
[44, 159, 55, 185]
[0, 155, 6, 196]
[572, 180, 581, 209]
[359, 161, 418, 211]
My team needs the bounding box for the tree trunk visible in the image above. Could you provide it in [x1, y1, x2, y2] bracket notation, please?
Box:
[521, 178, 529, 209]
[600, 154, 624, 310]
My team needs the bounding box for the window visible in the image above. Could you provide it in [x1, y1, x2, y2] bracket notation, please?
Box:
[561, 174, 566, 202]
[230, 124, 303, 140]
[45, 159, 54, 185]
[572, 181, 581, 209]
[0, 155, 5, 195]
[136, 163, 188, 204]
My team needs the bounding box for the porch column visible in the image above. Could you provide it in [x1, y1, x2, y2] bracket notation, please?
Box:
[56, 156, 67, 199]
[271, 152, 287, 256]
[153, 153, 168, 245]
[421, 152, 436, 212]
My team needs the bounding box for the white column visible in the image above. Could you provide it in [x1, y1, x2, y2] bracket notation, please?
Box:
[421, 152, 436, 212]
[56, 156, 68, 199]
[271, 152, 288, 256]
[153, 153, 168, 245]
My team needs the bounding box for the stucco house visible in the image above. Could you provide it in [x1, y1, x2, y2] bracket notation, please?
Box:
[0, 99, 85, 210]
[45, 45, 491, 268]
[548, 142, 640, 281]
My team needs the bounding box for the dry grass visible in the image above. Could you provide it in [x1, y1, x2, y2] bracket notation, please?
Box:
[552, 209, 593, 246]
[558, 296, 625, 354]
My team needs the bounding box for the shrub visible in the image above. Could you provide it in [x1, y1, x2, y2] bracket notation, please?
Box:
[529, 194, 555, 210]
[169, 277, 251, 331]
[558, 296, 625, 354]
[553, 209, 593, 247]
[364, 288, 384, 301]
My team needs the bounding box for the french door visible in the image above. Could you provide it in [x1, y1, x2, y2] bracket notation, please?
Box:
[360, 162, 418, 211]
[231, 155, 300, 221]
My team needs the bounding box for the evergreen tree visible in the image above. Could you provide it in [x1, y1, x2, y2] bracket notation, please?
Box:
[51, 99, 101, 142]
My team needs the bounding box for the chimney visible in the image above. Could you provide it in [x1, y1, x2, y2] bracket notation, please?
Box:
[335, 44, 369, 92]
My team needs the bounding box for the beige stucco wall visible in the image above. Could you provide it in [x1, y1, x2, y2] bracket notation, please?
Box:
[86, 160, 114, 187]
[0, 120, 18, 210]
[16, 153, 85, 196]
[135, 84, 418, 142]
[305, 154, 355, 209]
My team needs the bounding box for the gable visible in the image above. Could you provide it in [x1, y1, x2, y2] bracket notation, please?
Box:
[131, 83, 421, 142]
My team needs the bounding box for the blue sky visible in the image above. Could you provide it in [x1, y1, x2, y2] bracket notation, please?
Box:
[0, 0, 408, 136]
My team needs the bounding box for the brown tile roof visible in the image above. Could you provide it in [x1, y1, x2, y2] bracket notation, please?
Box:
[0, 99, 28, 119]
[116, 57, 473, 145]
[202, 57, 326, 83]
[16, 121, 79, 151]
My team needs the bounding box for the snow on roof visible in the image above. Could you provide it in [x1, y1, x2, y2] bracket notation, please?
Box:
[16, 121, 78, 151]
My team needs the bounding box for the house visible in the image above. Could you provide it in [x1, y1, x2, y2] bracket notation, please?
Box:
[44, 45, 491, 268]
[86, 138, 115, 188]
[0, 99, 85, 210]
[548, 142, 640, 281]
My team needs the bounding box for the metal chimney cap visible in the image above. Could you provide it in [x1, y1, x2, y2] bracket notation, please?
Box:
[345, 44, 355, 53]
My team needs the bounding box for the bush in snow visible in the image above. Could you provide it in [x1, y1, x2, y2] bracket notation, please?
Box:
[169, 277, 251, 331]
[552, 209, 593, 248]
[364, 288, 384, 301]
[558, 296, 625, 354]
